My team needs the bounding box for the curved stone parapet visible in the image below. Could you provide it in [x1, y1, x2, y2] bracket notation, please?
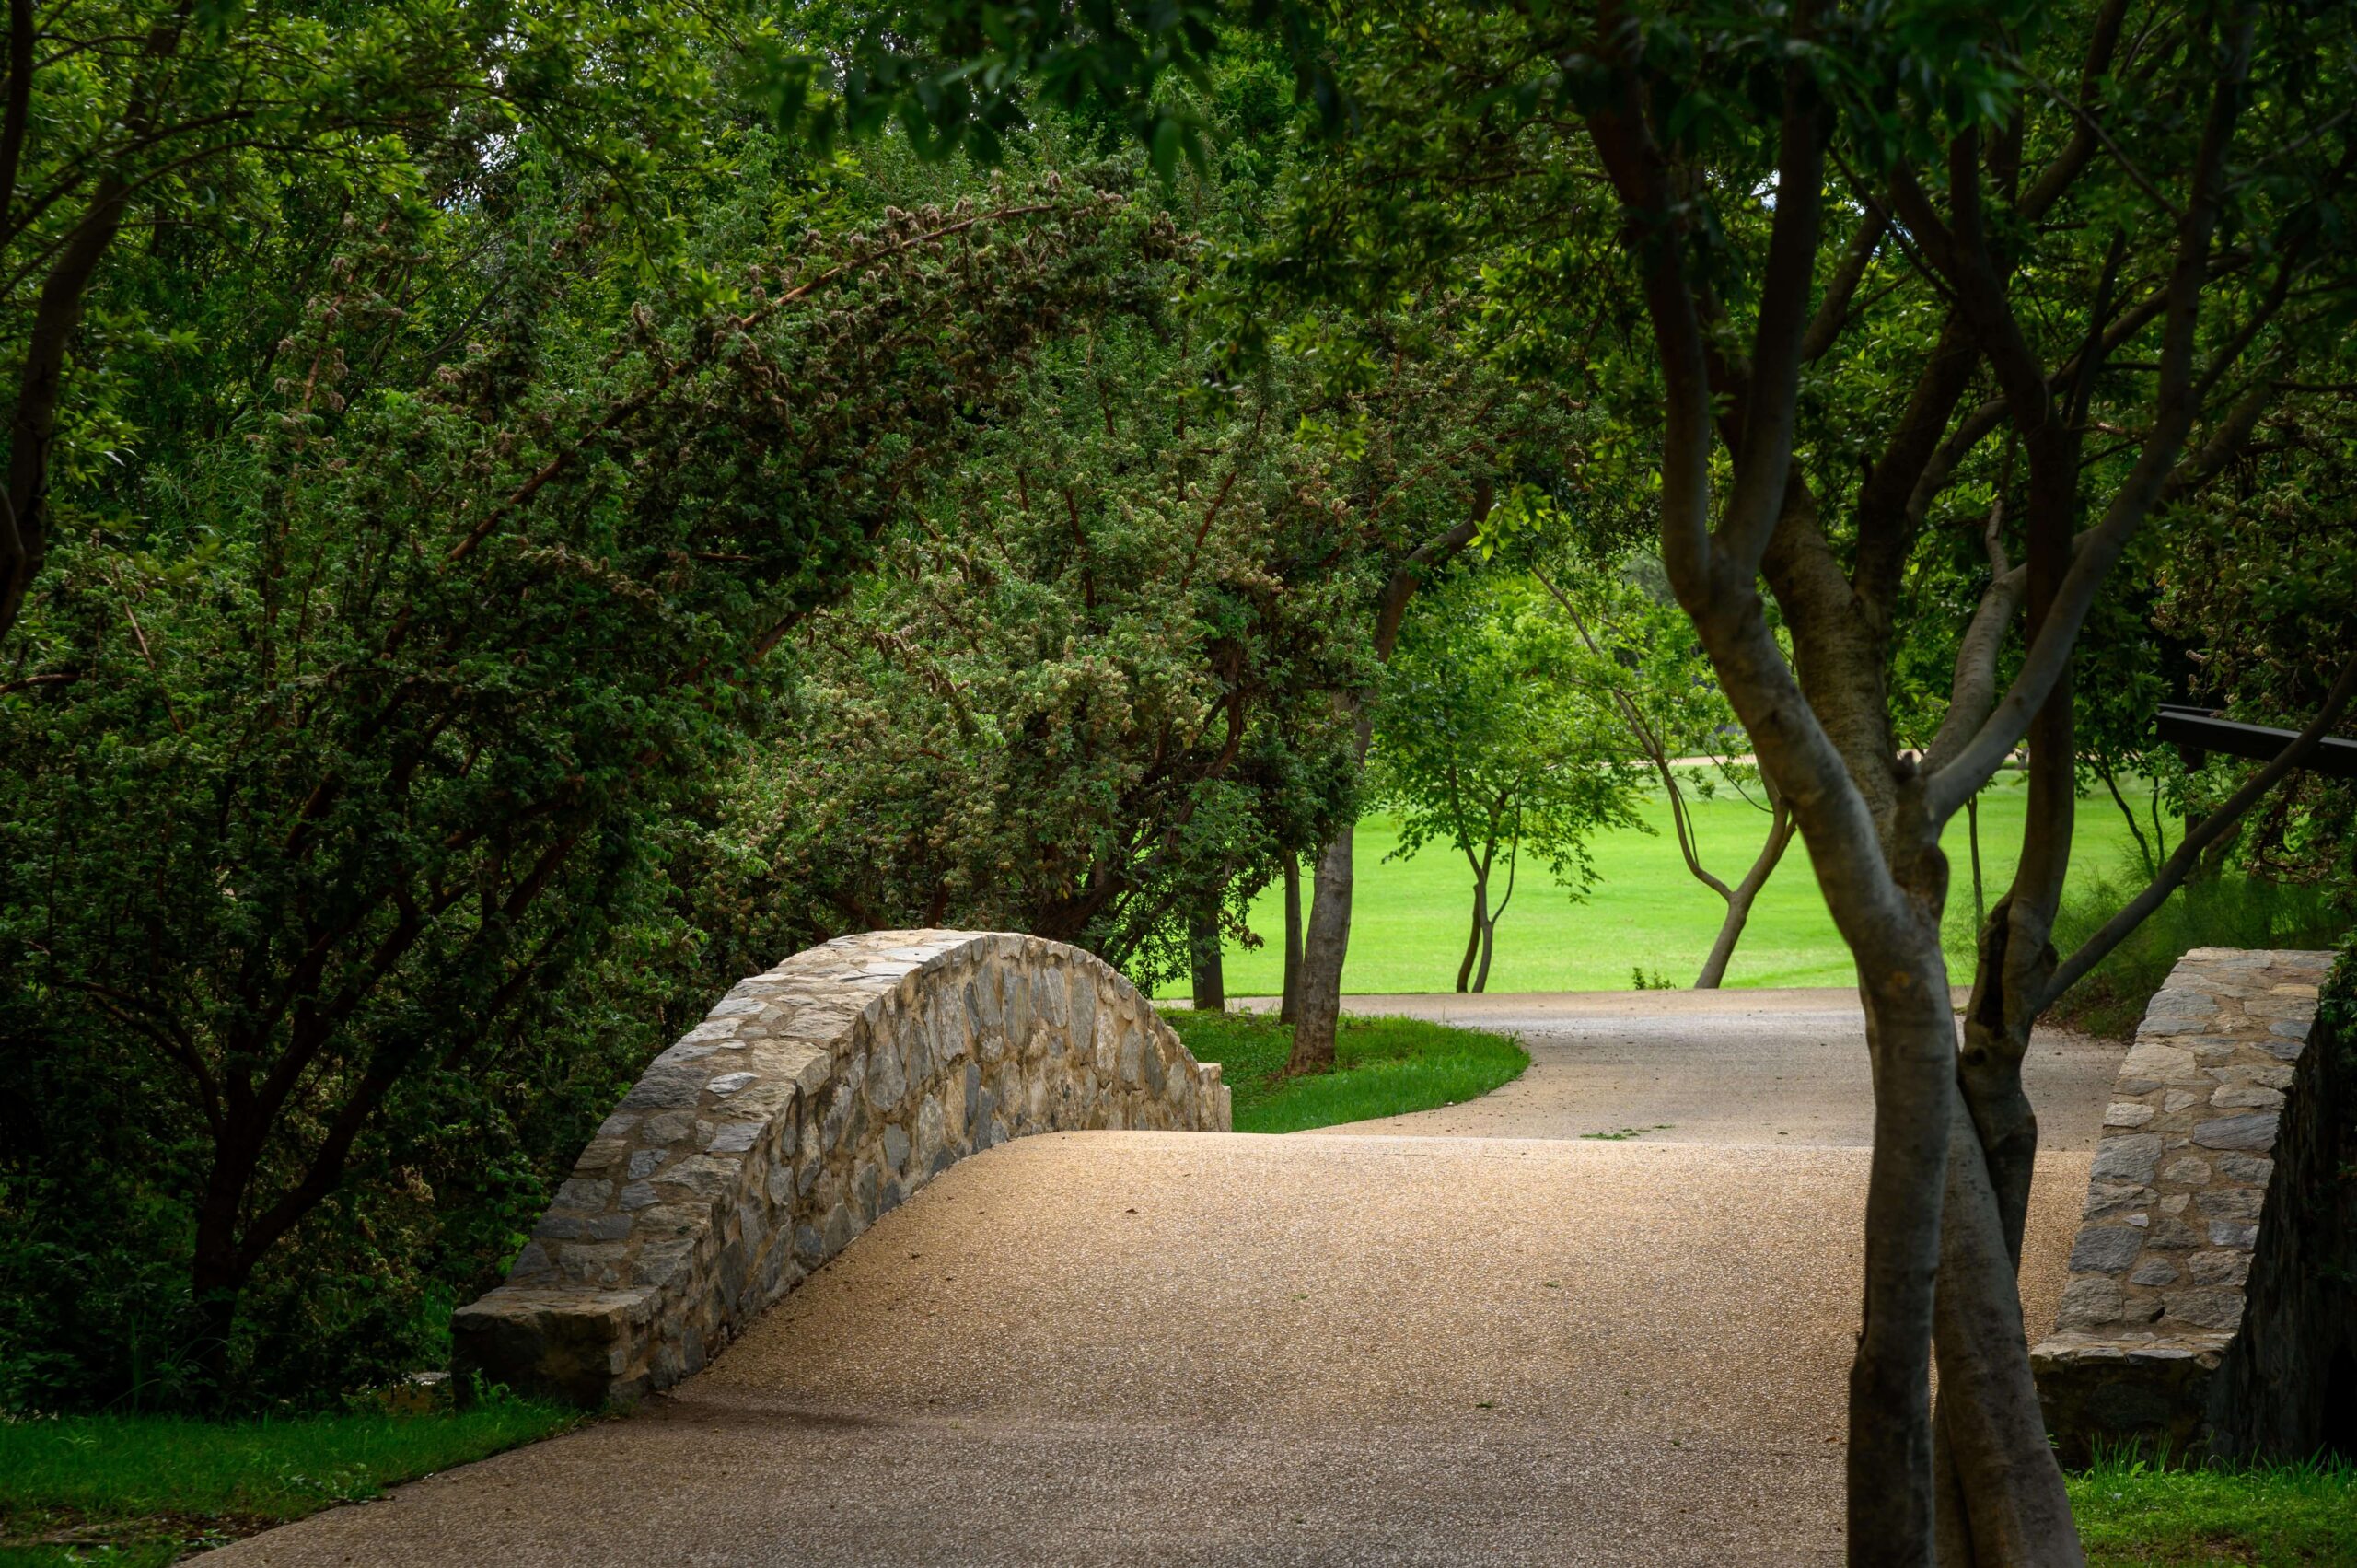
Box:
[2032, 946, 2347, 1462]
[453, 930, 1229, 1406]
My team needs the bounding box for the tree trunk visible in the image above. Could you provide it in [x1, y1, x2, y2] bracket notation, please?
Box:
[1932, 1096, 2086, 1566]
[1694, 802, 1795, 987]
[1287, 824, 1355, 1074]
[1846, 926, 1968, 1566]
[1471, 909, 1497, 993]
[1280, 853, 1304, 1023]
[1456, 855, 1490, 993]
[1288, 484, 1492, 1073]
[1967, 793, 1985, 926]
[1188, 902, 1225, 1012]
[189, 1182, 251, 1399]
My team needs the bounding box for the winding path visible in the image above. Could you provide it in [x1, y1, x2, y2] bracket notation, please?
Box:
[203, 990, 2121, 1567]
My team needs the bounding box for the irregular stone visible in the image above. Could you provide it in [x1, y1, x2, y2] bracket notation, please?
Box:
[2207, 1222, 2258, 1249]
[2090, 1134, 2163, 1184]
[2159, 1156, 2211, 1185]
[2186, 1250, 2249, 1287]
[2083, 1181, 2152, 1218]
[621, 1073, 702, 1109]
[2143, 989, 2218, 1019]
[2197, 1186, 2266, 1223]
[706, 1071, 757, 1098]
[706, 1121, 763, 1155]
[2146, 1217, 2202, 1249]
[2119, 1043, 2200, 1083]
[644, 1109, 696, 1144]
[2214, 1154, 2273, 1185]
[552, 1178, 612, 1212]
[2163, 1289, 2245, 1332]
[865, 1039, 908, 1113]
[2192, 1113, 2278, 1151]
[2130, 1260, 2179, 1287]
[2055, 1275, 2126, 1330]
[2208, 1082, 2284, 1110]
[2071, 1228, 2145, 1272]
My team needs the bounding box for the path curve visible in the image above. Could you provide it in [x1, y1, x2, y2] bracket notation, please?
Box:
[202, 992, 2121, 1567]
[1316, 988, 2123, 1148]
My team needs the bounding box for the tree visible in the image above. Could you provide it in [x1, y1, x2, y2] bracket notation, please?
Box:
[0, 0, 727, 647]
[1372, 573, 1641, 992]
[1531, 557, 1796, 987]
[0, 140, 1163, 1396]
[712, 298, 1368, 992]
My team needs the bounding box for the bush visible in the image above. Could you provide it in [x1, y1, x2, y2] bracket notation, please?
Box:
[2045, 864, 2350, 1040]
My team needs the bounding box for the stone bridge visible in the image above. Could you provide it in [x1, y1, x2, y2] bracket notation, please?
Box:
[453, 930, 1230, 1405]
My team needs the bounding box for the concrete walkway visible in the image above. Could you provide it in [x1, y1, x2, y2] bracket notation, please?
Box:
[203, 992, 2119, 1568]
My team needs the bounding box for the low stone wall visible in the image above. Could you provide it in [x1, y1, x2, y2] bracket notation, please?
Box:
[453, 930, 1230, 1406]
[2032, 946, 2351, 1462]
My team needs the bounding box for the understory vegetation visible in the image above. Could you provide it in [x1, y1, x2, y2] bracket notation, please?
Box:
[2047, 873, 2351, 1040]
[1157, 1010, 1527, 1133]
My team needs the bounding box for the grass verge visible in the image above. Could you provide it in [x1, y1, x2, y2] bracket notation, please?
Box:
[0, 1401, 582, 1565]
[1161, 1008, 1527, 1133]
[2068, 1450, 2357, 1566]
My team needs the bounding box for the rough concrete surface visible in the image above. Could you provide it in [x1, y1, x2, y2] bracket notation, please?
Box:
[200, 991, 2119, 1567]
[1295, 988, 2123, 1150]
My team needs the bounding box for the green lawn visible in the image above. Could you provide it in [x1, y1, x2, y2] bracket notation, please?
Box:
[1160, 1008, 1527, 1133]
[1167, 776, 2150, 997]
[2070, 1451, 2357, 1566]
[0, 1404, 581, 1566]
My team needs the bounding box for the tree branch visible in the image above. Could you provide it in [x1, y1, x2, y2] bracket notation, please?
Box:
[2040, 650, 2357, 1010]
[1923, 5, 2258, 824]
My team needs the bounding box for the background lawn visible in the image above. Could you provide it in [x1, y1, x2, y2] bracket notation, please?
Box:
[1165, 775, 2154, 997]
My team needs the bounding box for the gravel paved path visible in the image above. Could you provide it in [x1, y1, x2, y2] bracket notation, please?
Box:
[1317, 988, 2122, 1149]
[203, 992, 2121, 1568]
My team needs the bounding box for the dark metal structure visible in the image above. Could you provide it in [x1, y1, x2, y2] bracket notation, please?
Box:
[2157, 703, 2357, 781]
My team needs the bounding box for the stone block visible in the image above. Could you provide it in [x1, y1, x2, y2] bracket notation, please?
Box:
[2091, 1134, 2163, 1185]
[2193, 1113, 2278, 1150]
[2070, 1227, 2145, 1273]
[2055, 1275, 2125, 1330]
[2162, 1289, 2245, 1332]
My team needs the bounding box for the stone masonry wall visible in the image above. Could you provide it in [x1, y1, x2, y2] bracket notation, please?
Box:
[453, 930, 1230, 1406]
[2031, 947, 2335, 1463]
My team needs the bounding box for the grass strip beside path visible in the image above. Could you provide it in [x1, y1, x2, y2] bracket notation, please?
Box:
[1161, 1009, 1527, 1134]
[2070, 1452, 2357, 1566]
[0, 1403, 582, 1566]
